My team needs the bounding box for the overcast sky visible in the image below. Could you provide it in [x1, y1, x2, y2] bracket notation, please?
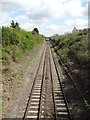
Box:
[0, 0, 88, 36]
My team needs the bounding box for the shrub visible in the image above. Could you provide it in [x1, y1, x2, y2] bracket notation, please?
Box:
[32, 28, 39, 34]
[78, 32, 83, 36]
[10, 20, 20, 29]
[2, 27, 20, 46]
[2, 26, 44, 65]
[10, 30, 20, 45]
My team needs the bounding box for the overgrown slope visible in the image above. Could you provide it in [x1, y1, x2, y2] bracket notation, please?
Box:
[2, 27, 44, 112]
[2, 27, 44, 66]
[51, 32, 89, 105]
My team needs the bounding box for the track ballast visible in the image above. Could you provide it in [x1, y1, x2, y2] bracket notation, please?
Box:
[23, 40, 72, 120]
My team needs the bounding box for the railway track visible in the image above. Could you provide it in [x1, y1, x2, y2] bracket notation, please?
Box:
[23, 40, 72, 120]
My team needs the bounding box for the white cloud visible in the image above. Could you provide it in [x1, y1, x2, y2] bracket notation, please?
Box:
[0, 0, 88, 36]
[82, 3, 88, 16]
[20, 22, 35, 31]
[75, 18, 88, 29]
[1, 2, 21, 13]
[40, 24, 71, 36]
[24, 0, 87, 20]
[11, 15, 28, 23]
[65, 19, 75, 27]
[1, 0, 87, 20]
[0, 12, 10, 25]
[65, 18, 88, 29]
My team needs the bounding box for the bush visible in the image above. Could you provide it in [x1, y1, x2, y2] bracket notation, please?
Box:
[2, 27, 44, 64]
[51, 33, 88, 68]
[78, 32, 83, 36]
[32, 28, 39, 34]
[10, 30, 20, 45]
[2, 27, 20, 46]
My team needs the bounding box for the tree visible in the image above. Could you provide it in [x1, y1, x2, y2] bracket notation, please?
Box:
[10, 20, 16, 28]
[15, 22, 20, 29]
[10, 20, 20, 29]
[32, 28, 39, 34]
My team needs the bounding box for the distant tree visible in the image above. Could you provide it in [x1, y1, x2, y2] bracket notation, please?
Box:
[15, 22, 20, 29]
[10, 20, 20, 29]
[33, 28, 39, 34]
[10, 20, 16, 28]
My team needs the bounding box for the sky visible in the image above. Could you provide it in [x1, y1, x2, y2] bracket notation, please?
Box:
[0, 0, 89, 36]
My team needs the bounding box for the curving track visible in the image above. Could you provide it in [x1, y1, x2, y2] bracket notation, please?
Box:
[23, 40, 72, 120]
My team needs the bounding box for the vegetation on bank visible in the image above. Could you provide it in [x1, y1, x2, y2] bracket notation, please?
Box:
[2, 26, 44, 67]
[51, 33, 88, 68]
[2, 23, 44, 112]
[50, 32, 89, 104]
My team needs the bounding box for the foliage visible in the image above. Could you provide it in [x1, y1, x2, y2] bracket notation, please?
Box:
[10, 20, 20, 29]
[32, 28, 39, 34]
[51, 33, 88, 69]
[2, 27, 44, 65]
[2, 27, 20, 46]
[51, 33, 89, 103]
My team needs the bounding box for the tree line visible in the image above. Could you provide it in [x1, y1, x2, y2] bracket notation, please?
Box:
[10, 20, 39, 34]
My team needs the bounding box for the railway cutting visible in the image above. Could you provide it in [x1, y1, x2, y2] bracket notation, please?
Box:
[23, 39, 72, 120]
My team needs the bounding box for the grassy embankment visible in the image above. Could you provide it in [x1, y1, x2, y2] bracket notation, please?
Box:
[2, 27, 44, 111]
[51, 32, 89, 106]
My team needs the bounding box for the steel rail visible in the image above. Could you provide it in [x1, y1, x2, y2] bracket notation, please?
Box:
[37, 48, 46, 120]
[23, 45, 46, 120]
[48, 42, 57, 120]
[50, 42, 72, 120]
